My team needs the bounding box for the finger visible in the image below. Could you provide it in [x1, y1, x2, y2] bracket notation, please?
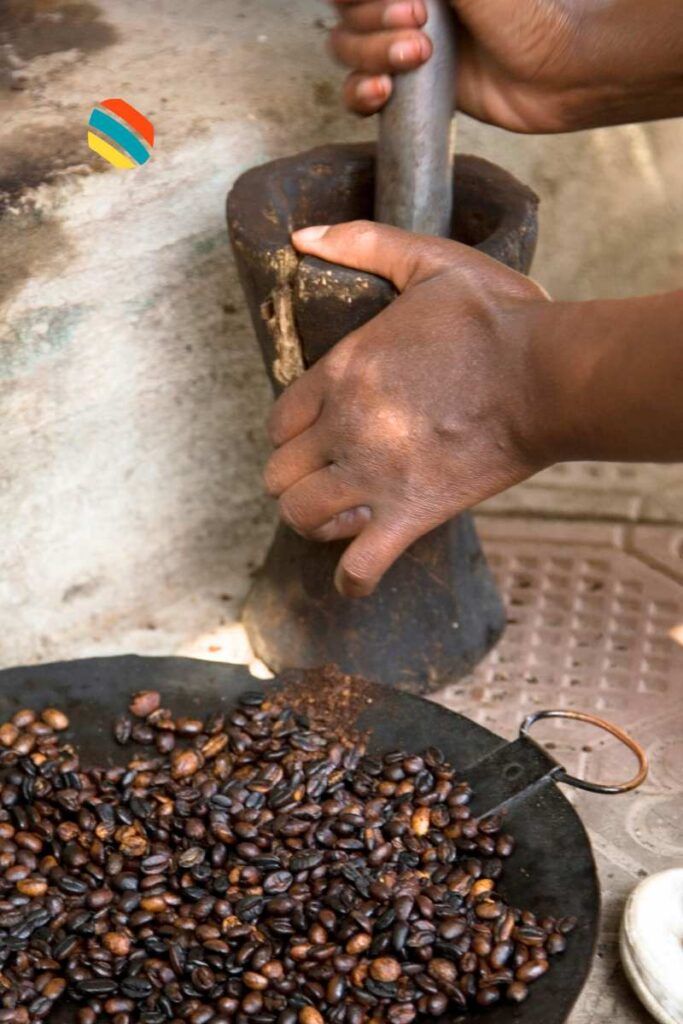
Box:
[278, 467, 366, 538]
[330, 26, 431, 74]
[336, 0, 427, 32]
[292, 220, 457, 291]
[263, 426, 329, 497]
[309, 506, 372, 542]
[343, 71, 393, 114]
[334, 516, 422, 597]
[267, 366, 324, 447]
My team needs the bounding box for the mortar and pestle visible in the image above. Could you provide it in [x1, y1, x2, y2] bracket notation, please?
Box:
[228, 0, 539, 694]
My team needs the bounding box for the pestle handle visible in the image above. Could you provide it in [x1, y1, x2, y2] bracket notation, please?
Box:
[375, 0, 457, 237]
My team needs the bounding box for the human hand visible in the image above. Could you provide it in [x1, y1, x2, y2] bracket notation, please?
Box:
[330, 0, 683, 132]
[263, 221, 554, 597]
[330, 0, 581, 131]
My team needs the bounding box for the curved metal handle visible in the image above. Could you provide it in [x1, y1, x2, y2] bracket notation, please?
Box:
[375, 0, 457, 236]
[520, 709, 649, 795]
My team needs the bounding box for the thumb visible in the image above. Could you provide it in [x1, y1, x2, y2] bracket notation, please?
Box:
[292, 220, 459, 292]
[334, 516, 423, 598]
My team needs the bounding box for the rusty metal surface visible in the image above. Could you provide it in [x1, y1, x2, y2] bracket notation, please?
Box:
[228, 144, 539, 690]
[438, 517, 683, 1023]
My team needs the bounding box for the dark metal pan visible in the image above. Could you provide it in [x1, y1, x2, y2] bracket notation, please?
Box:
[0, 656, 647, 1024]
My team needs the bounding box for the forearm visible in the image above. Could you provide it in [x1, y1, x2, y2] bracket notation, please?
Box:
[563, 0, 683, 128]
[530, 290, 683, 464]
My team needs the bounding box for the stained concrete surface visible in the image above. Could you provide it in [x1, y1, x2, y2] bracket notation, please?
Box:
[1, 0, 682, 668]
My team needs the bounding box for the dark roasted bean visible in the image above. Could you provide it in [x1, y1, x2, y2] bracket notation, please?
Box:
[558, 916, 578, 934]
[516, 959, 550, 983]
[129, 691, 161, 718]
[121, 977, 154, 999]
[547, 932, 567, 955]
[369, 957, 402, 982]
[514, 924, 548, 946]
[476, 987, 501, 1007]
[507, 981, 529, 1002]
[0, 686, 573, 1023]
[78, 978, 118, 996]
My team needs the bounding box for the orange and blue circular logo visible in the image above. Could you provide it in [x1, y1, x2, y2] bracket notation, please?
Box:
[87, 98, 155, 170]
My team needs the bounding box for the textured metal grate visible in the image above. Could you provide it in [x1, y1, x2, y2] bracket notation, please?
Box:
[435, 518, 683, 1024]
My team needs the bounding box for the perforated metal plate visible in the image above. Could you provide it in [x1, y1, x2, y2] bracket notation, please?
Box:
[442, 518, 683, 1024]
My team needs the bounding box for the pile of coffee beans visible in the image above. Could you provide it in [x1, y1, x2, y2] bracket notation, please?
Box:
[0, 688, 575, 1023]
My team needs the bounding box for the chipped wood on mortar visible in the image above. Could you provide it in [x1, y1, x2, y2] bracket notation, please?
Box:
[260, 248, 304, 387]
[257, 243, 374, 388]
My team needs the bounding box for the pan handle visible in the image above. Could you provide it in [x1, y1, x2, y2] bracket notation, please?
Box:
[520, 709, 648, 795]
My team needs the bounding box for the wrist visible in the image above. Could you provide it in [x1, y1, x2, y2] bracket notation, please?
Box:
[524, 291, 683, 465]
[551, 0, 683, 130]
[519, 299, 599, 465]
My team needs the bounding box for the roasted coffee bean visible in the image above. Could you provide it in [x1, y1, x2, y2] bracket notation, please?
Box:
[0, 723, 19, 747]
[129, 691, 161, 718]
[290, 851, 323, 872]
[516, 959, 550, 983]
[514, 924, 548, 946]
[547, 932, 567, 955]
[0, 685, 572, 1024]
[369, 957, 402, 983]
[475, 898, 505, 920]
[121, 977, 154, 999]
[114, 716, 133, 745]
[489, 939, 513, 968]
[16, 877, 48, 897]
[346, 933, 371, 955]
[41, 709, 69, 731]
[438, 916, 466, 941]
[78, 978, 118, 996]
[263, 871, 293, 894]
[427, 958, 457, 986]
[558, 916, 578, 934]
[387, 1005, 416, 1024]
[298, 1009, 323, 1024]
[171, 749, 201, 780]
[44, 977, 67, 1000]
[507, 981, 529, 1003]
[104, 931, 132, 956]
[476, 987, 501, 1007]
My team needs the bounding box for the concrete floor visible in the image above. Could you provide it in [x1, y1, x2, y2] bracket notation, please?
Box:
[1, 3, 682, 1021]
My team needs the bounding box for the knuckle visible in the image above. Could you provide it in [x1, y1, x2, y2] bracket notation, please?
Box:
[321, 331, 363, 382]
[266, 416, 282, 447]
[262, 461, 282, 498]
[309, 520, 336, 543]
[267, 405, 289, 447]
[347, 219, 378, 244]
[319, 354, 347, 390]
[278, 493, 310, 534]
[329, 26, 352, 62]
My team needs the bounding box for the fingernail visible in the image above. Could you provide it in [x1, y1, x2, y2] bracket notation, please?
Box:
[334, 563, 368, 599]
[382, 1, 418, 27]
[334, 564, 353, 597]
[356, 75, 391, 103]
[388, 37, 423, 67]
[292, 225, 330, 245]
